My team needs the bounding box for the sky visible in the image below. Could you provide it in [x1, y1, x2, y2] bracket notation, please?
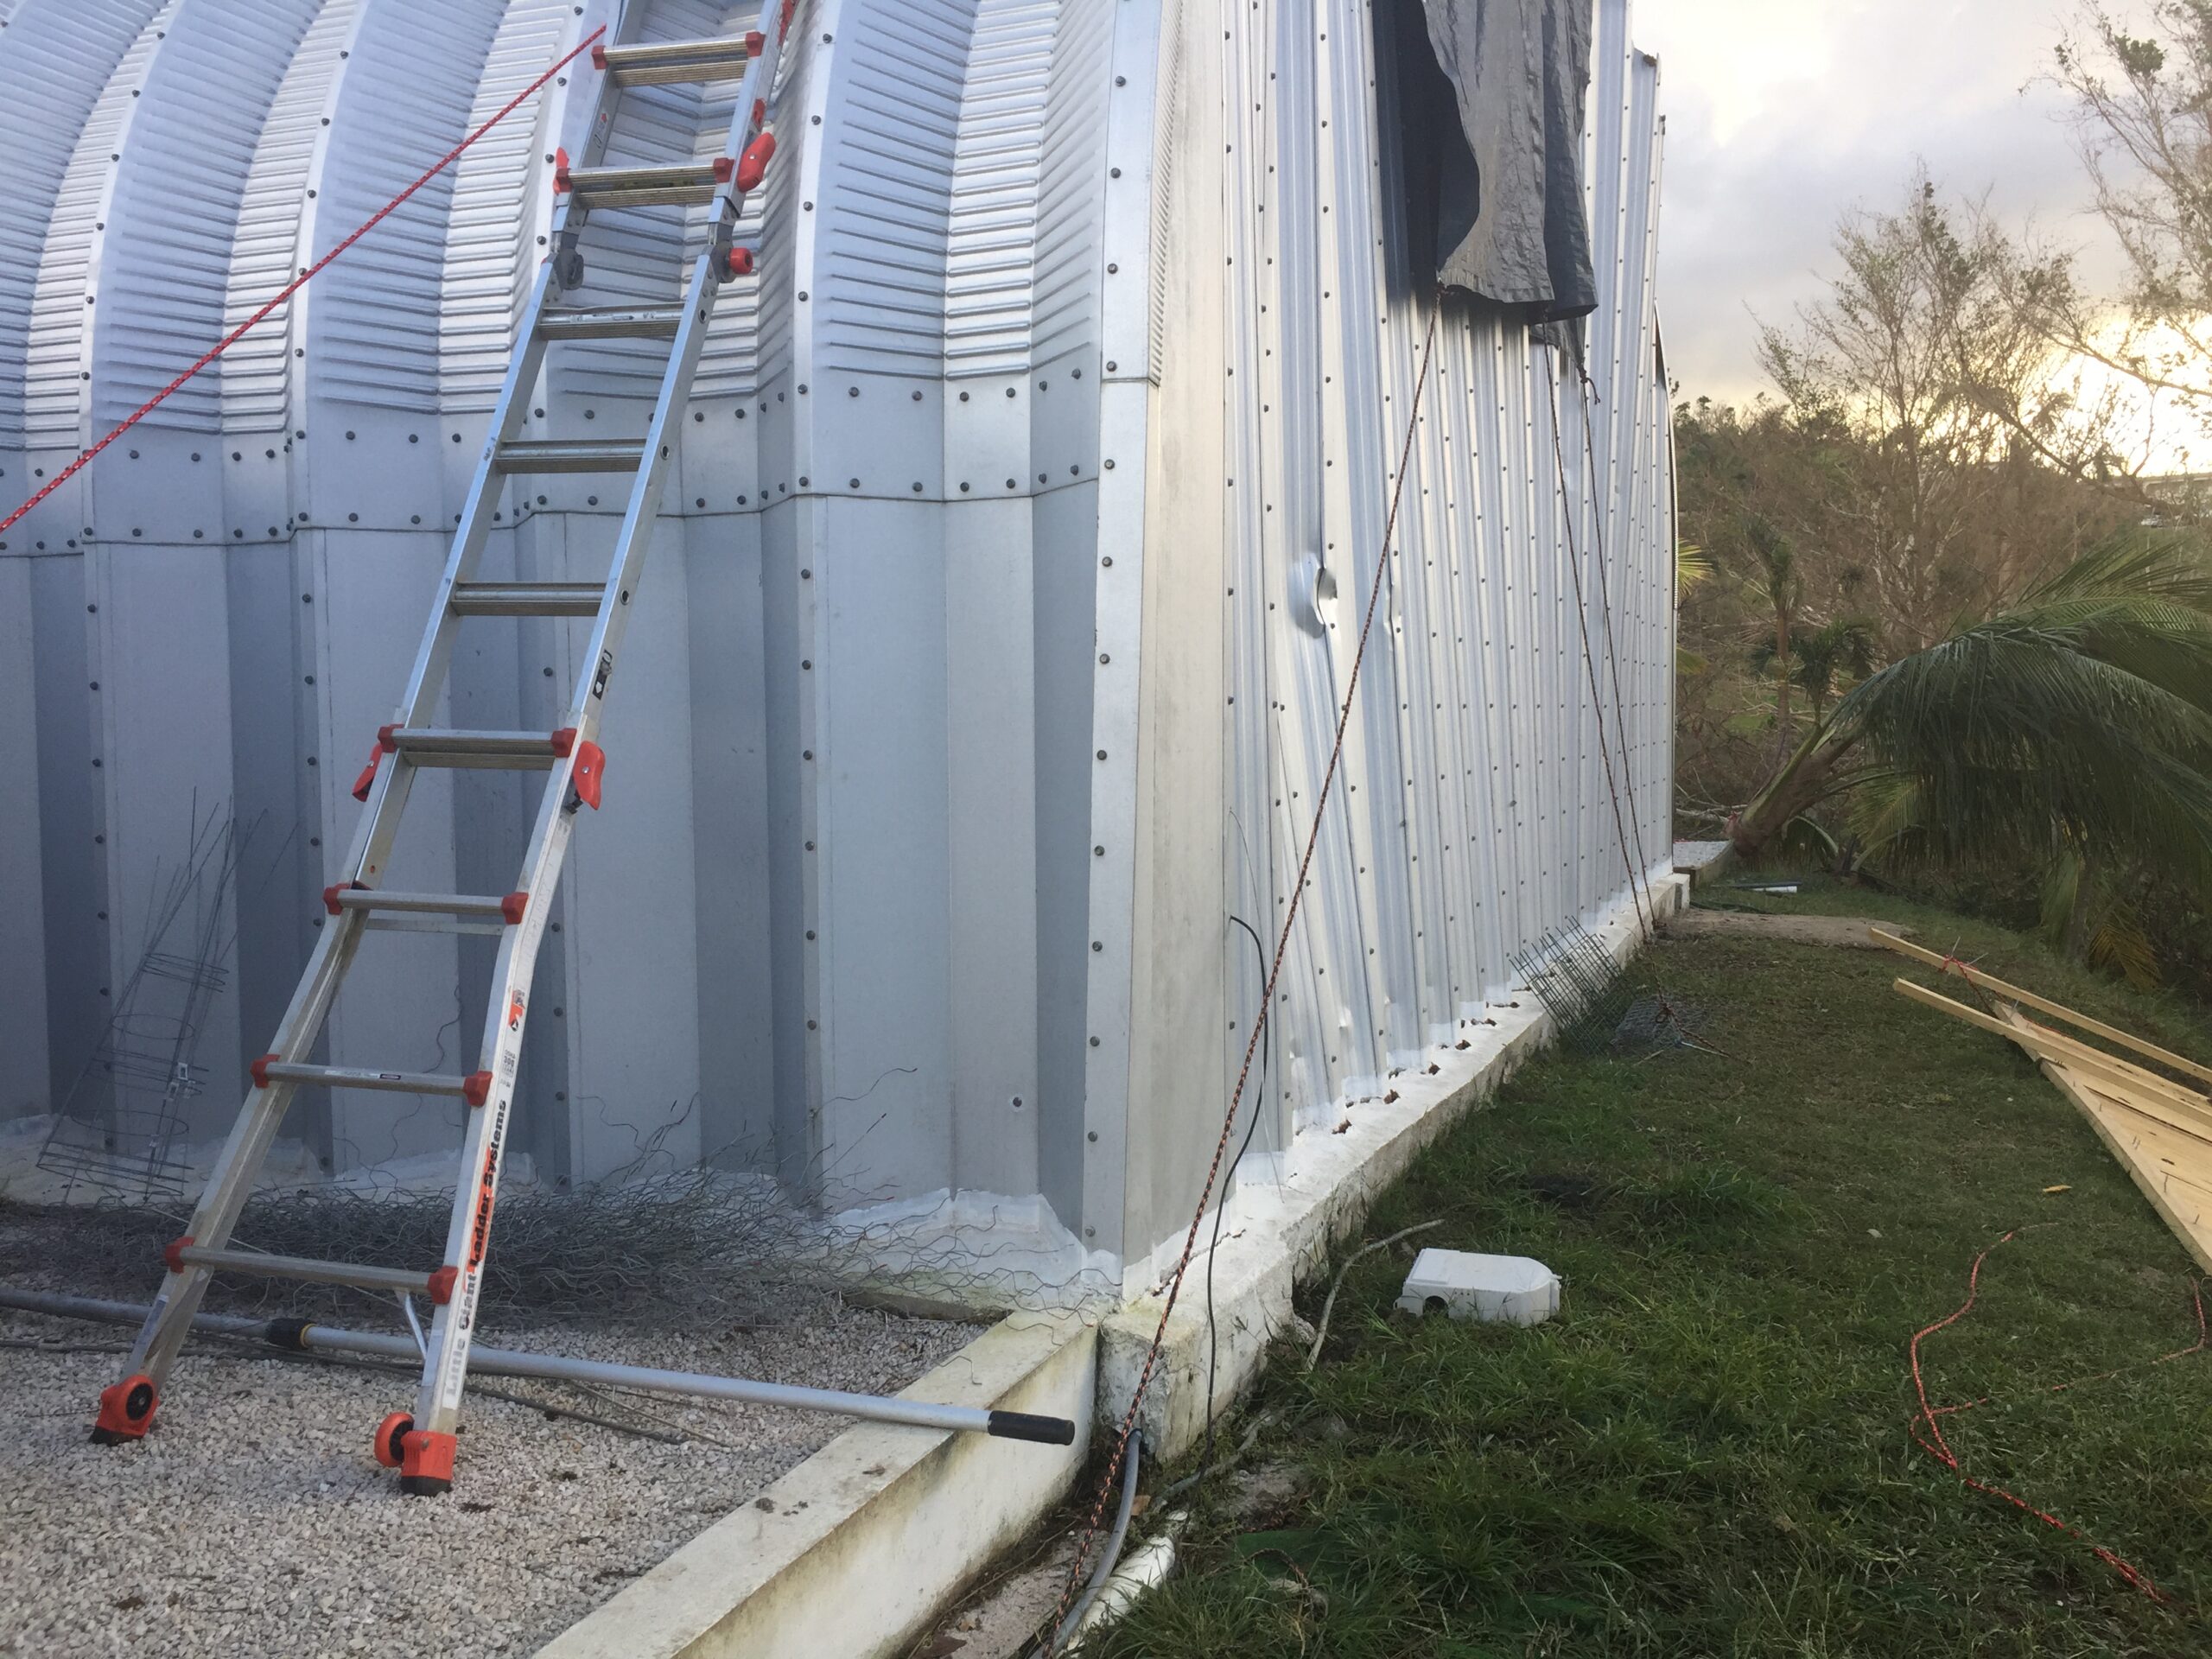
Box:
[1630, 0, 2126, 410]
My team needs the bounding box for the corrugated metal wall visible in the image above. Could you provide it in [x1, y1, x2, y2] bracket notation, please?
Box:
[0, 0, 1669, 1274]
[1109, 0, 1671, 1264]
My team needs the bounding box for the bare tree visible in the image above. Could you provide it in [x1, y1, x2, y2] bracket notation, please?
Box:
[2037, 3, 2212, 463]
[1759, 173, 2127, 649]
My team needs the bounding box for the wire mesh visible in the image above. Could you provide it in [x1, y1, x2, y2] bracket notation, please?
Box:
[1510, 921, 1637, 1058]
[39, 805, 251, 1201]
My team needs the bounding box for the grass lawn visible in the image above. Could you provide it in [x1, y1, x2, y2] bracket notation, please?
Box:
[1096, 882, 2212, 1658]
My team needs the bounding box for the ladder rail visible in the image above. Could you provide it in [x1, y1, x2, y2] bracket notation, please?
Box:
[98, 0, 797, 1492]
[410, 18, 788, 1450]
[110, 16, 582, 1400]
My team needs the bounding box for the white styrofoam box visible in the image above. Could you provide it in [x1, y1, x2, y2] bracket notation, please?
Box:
[1396, 1248, 1561, 1326]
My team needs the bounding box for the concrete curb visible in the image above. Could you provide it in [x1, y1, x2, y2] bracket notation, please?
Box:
[1099, 875, 1686, 1459]
[541, 874, 1681, 1654]
[540, 1311, 1095, 1659]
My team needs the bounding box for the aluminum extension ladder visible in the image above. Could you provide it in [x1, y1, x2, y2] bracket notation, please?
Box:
[92, 3, 824, 1496]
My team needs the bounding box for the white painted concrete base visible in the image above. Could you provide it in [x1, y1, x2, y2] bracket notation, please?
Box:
[539, 1312, 1095, 1659]
[1100, 874, 1686, 1459]
[539, 873, 1681, 1656]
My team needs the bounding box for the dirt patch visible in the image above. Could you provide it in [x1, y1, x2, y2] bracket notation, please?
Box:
[1662, 910, 1907, 950]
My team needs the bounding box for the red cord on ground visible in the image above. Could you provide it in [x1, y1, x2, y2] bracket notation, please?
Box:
[0, 24, 607, 541]
[1909, 1229, 2202, 1605]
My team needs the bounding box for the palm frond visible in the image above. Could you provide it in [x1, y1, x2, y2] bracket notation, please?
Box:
[1829, 530, 2212, 898]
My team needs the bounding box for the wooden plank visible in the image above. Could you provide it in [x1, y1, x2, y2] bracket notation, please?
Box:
[2016, 1023, 2212, 1276]
[1871, 926, 2212, 1088]
[1891, 979, 2212, 1143]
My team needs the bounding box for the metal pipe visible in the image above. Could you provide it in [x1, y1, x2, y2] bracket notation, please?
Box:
[0, 1287, 1074, 1445]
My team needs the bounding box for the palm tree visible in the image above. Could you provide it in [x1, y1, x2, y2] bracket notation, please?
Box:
[1747, 615, 1879, 729]
[1742, 518, 1803, 760]
[1728, 531, 2212, 958]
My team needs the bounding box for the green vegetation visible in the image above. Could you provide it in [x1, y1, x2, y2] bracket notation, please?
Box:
[1096, 886, 2212, 1657]
[1675, 4, 2212, 986]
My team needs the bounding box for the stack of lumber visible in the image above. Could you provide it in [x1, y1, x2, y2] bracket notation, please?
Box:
[1881, 928, 2212, 1275]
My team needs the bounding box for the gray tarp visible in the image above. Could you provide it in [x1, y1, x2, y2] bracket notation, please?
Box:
[1409, 0, 1597, 320]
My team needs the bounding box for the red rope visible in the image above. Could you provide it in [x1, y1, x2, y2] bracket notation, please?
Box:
[0, 24, 606, 541]
[1909, 1230, 2201, 1604]
[1041, 302, 1445, 1653]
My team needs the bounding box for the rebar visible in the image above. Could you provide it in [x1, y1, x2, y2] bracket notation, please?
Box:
[1510, 921, 1637, 1058]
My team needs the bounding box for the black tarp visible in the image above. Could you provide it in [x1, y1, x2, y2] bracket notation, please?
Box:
[1393, 0, 1597, 321]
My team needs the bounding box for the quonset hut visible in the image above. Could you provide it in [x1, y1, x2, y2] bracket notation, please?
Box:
[0, 0, 1669, 1282]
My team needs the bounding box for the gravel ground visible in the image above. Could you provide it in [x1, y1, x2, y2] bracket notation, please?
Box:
[0, 1294, 975, 1657]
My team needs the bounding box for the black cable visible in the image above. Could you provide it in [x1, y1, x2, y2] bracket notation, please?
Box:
[1198, 914, 1273, 1482]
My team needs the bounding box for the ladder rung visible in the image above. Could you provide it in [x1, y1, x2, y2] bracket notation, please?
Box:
[563, 162, 728, 209]
[537, 306, 684, 342]
[448, 582, 607, 617]
[170, 1244, 452, 1302]
[327, 887, 524, 922]
[598, 36, 751, 86]
[365, 916, 509, 938]
[252, 1059, 493, 1103]
[388, 728, 567, 770]
[493, 439, 645, 474]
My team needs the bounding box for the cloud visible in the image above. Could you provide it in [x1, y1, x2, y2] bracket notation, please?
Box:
[1631, 0, 2114, 404]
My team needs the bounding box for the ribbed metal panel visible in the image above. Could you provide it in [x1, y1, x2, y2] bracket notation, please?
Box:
[305, 0, 506, 410]
[695, 1, 804, 398]
[1143, 0, 1182, 385]
[1030, 0, 1109, 363]
[95, 0, 324, 430]
[944, 0, 1052, 377]
[565, 0, 722, 402]
[813, 0, 974, 374]
[438, 0, 573, 410]
[221, 0, 359, 430]
[23, 0, 177, 447]
[0, 0, 164, 445]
